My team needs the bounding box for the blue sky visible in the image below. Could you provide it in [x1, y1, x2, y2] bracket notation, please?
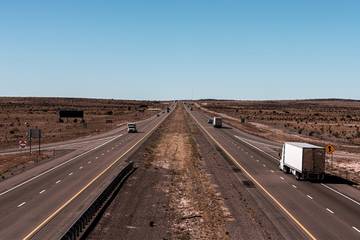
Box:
[1, 1, 359, 100]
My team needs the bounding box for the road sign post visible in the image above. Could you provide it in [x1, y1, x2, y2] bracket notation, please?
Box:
[28, 129, 42, 158]
[325, 144, 336, 170]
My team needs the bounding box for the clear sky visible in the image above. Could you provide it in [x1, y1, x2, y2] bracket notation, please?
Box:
[1, 1, 359, 100]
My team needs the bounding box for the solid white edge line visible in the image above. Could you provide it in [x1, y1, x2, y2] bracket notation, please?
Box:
[235, 135, 360, 208]
[321, 183, 360, 207]
[0, 134, 123, 197]
[234, 135, 279, 161]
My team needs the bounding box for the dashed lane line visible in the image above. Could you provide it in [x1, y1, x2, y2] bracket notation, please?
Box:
[0, 134, 123, 197]
[17, 202, 26, 208]
[235, 135, 360, 208]
[307, 195, 313, 200]
[39, 190, 46, 194]
[326, 208, 334, 214]
[189, 110, 317, 240]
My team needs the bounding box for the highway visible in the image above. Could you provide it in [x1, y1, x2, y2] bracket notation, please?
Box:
[0, 109, 171, 239]
[186, 105, 360, 240]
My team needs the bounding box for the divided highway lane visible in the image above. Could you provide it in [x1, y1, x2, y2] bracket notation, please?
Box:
[0, 109, 172, 239]
[188, 107, 360, 240]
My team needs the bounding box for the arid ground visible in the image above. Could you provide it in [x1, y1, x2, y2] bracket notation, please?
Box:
[197, 99, 360, 184]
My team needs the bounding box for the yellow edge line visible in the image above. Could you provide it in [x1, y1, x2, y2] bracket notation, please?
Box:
[23, 114, 169, 240]
[188, 110, 317, 240]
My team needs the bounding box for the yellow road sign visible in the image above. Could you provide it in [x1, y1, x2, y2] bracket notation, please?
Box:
[326, 144, 335, 154]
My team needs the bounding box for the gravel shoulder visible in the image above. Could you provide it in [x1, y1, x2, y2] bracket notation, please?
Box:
[87, 105, 290, 239]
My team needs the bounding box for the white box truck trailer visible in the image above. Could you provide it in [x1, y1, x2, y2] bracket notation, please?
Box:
[280, 142, 325, 181]
[213, 117, 222, 128]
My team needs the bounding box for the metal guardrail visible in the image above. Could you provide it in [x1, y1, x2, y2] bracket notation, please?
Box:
[61, 161, 135, 240]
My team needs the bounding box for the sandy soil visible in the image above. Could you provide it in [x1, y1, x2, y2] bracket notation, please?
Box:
[88, 105, 285, 240]
[197, 100, 360, 184]
[0, 97, 167, 148]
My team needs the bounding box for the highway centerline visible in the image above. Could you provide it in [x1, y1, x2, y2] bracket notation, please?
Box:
[234, 134, 360, 208]
[188, 110, 317, 240]
[22, 111, 168, 239]
[0, 134, 123, 197]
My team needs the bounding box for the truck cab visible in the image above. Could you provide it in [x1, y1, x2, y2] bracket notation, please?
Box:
[127, 123, 137, 133]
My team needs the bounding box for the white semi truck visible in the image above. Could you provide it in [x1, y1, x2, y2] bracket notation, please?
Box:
[213, 117, 222, 128]
[279, 142, 325, 181]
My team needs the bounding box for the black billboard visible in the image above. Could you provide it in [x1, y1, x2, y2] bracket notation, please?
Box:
[59, 110, 84, 118]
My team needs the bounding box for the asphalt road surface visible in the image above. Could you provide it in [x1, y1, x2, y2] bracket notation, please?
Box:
[186, 104, 360, 240]
[0, 109, 172, 239]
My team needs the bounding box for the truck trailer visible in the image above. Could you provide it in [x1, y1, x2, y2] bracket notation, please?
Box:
[213, 117, 222, 128]
[279, 142, 325, 181]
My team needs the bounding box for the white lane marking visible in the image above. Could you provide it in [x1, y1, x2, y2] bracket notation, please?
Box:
[250, 155, 254, 158]
[88, 161, 91, 164]
[112, 147, 114, 150]
[256, 159, 259, 162]
[68, 172, 73, 176]
[307, 195, 313, 200]
[56, 180, 61, 184]
[17, 202, 26, 207]
[235, 134, 360, 207]
[280, 177, 285, 180]
[101, 153, 105, 156]
[107, 150, 110, 152]
[353, 226, 360, 233]
[321, 183, 360, 207]
[96, 157, 99, 159]
[234, 135, 279, 161]
[326, 208, 334, 214]
[263, 164, 266, 167]
[79, 166, 83, 170]
[292, 185, 297, 189]
[39, 189, 46, 194]
[270, 170, 275, 173]
[245, 151, 248, 154]
[0, 134, 123, 197]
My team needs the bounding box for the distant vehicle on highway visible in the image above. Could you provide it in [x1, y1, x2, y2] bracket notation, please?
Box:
[207, 118, 213, 124]
[213, 117, 222, 128]
[280, 142, 325, 181]
[167, 107, 170, 113]
[127, 123, 137, 133]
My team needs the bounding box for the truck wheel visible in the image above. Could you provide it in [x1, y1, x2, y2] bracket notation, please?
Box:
[283, 166, 290, 174]
[295, 172, 301, 181]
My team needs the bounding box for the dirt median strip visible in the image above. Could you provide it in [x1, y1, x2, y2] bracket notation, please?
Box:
[88, 105, 230, 240]
[88, 104, 290, 239]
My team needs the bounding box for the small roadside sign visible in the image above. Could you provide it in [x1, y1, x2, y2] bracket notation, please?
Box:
[19, 139, 27, 148]
[326, 144, 335, 154]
